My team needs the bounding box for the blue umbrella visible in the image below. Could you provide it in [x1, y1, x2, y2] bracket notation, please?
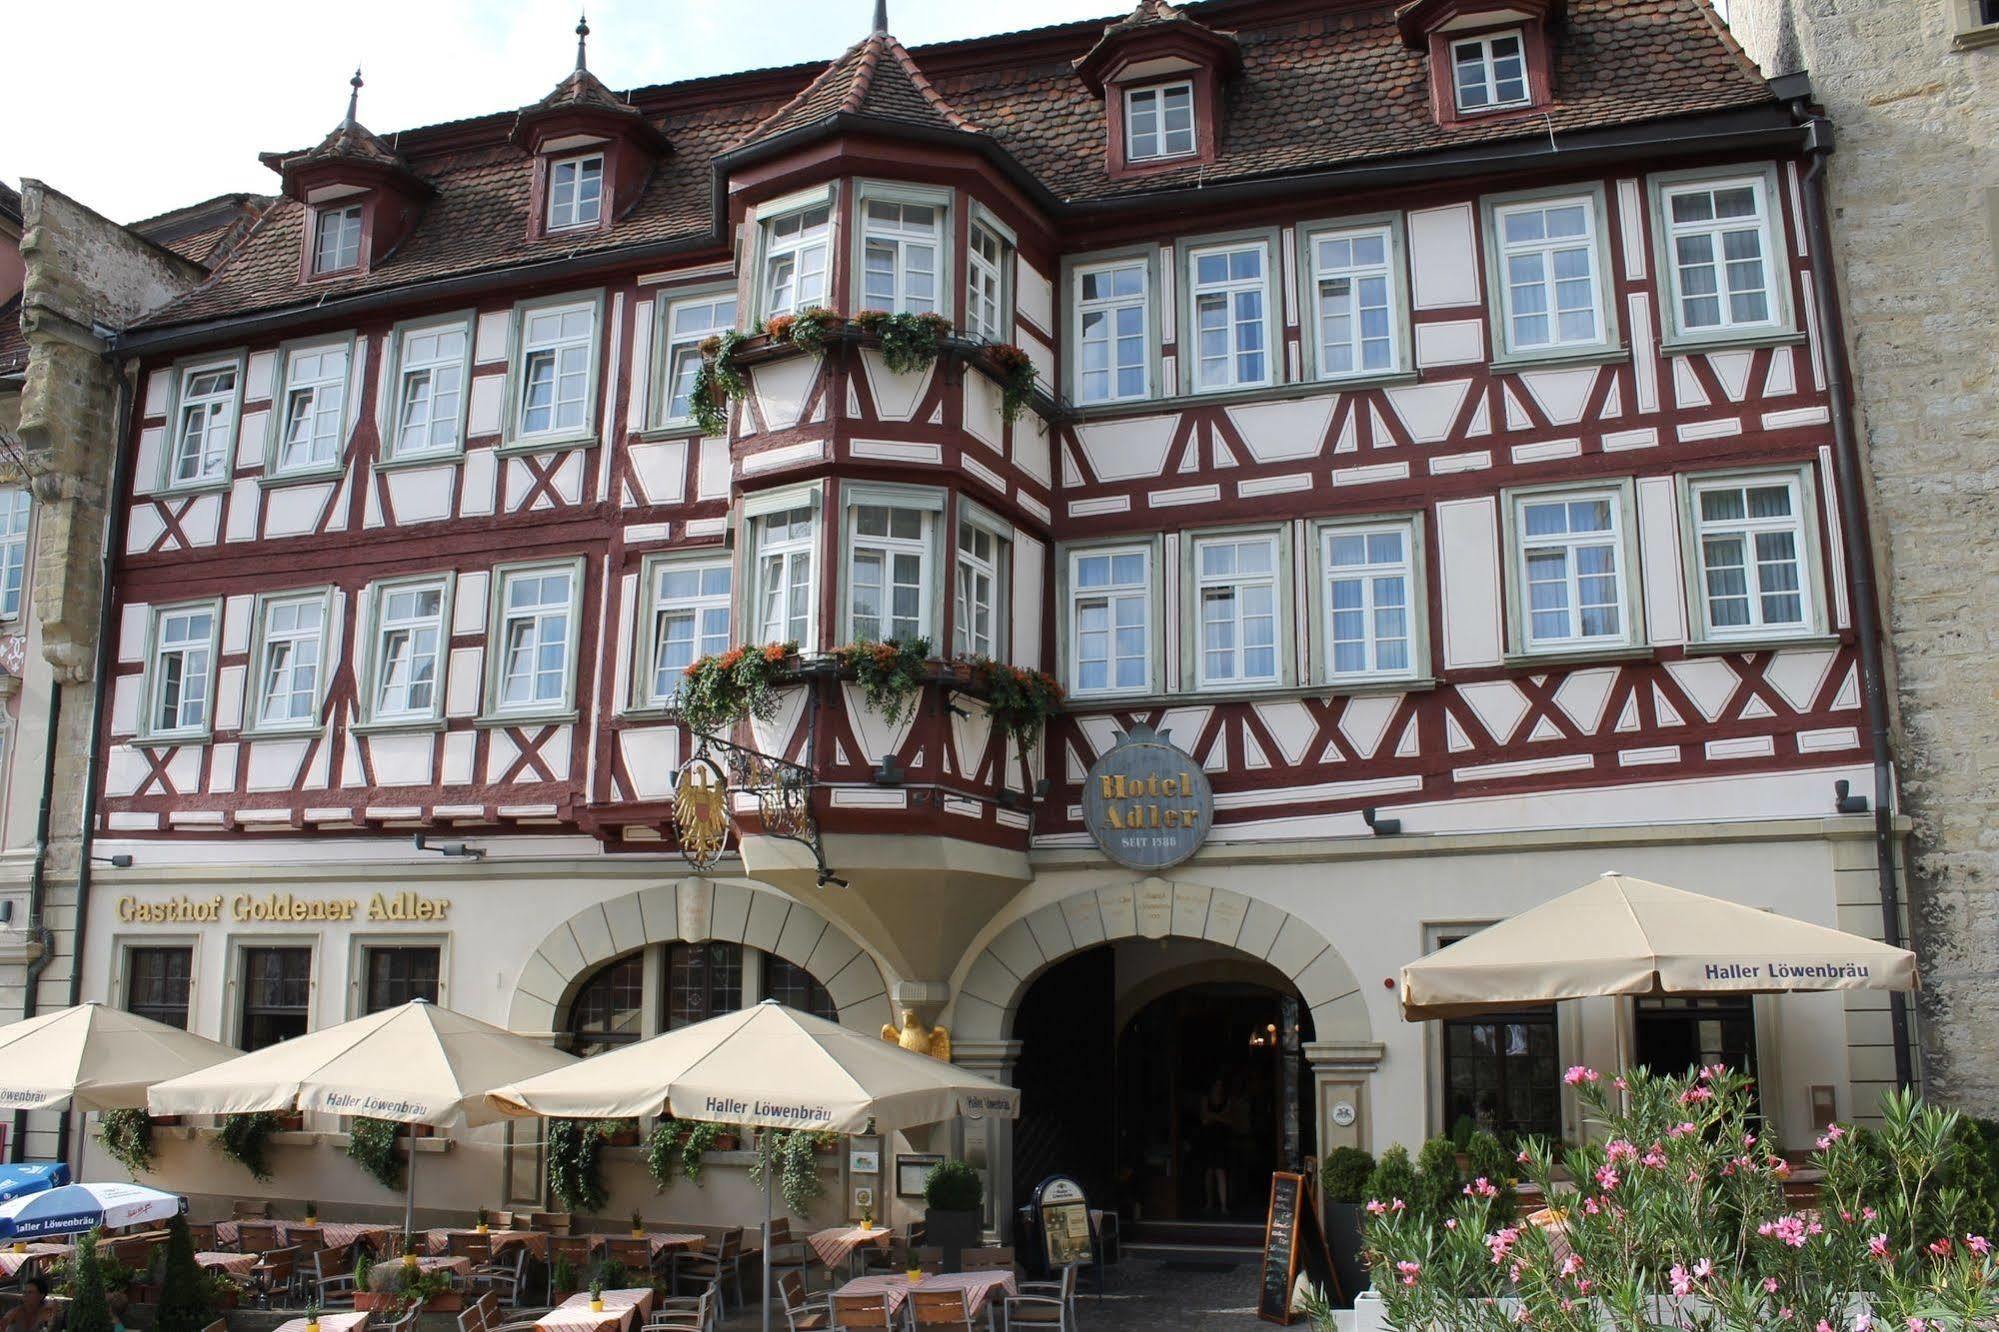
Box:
[0, 1181, 182, 1241]
[0, 1163, 69, 1204]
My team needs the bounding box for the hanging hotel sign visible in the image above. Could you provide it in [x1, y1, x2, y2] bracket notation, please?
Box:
[117, 892, 453, 925]
[1080, 724, 1214, 871]
[673, 755, 732, 872]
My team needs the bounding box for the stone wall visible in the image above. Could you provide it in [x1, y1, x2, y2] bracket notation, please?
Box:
[1728, 0, 1999, 1108]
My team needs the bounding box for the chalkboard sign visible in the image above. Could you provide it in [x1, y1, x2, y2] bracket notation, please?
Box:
[1257, 1171, 1343, 1324]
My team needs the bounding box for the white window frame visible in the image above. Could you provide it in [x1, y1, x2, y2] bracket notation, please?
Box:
[0, 489, 30, 622]
[246, 590, 331, 735]
[162, 357, 244, 493]
[143, 600, 222, 741]
[1065, 542, 1156, 698]
[1504, 481, 1643, 656]
[1682, 469, 1824, 643]
[359, 574, 454, 730]
[311, 202, 363, 275]
[1648, 166, 1793, 348]
[652, 288, 738, 431]
[953, 501, 1011, 660]
[546, 153, 605, 232]
[1189, 530, 1285, 690]
[505, 293, 602, 451]
[1124, 80, 1197, 162]
[268, 338, 354, 478]
[745, 487, 822, 649]
[1070, 254, 1154, 406]
[485, 560, 584, 720]
[757, 191, 835, 320]
[841, 484, 944, 645]
[383, 315, 474, 463]
[1451, 30, 1531, 114]
[965, 212, 1014, 344]
[638, 553, 733, 709]
[1482, 185, 1619, 365]
[1302, 216, 1410, 382]
[1317, 517, 1425, 684]
[855, 183, 949, 319]
[1184, 237, 1278, 394]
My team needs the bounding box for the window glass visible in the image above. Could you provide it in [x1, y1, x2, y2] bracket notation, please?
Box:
[1694, 478, 1809, 634]
[1635, 997, 1757, 1080]
[1518, 493, 1625, 647]
[170, 365, 238, 487]
[668, 942, 742, 1030]
[1196, 535, 1280, 686]
[764, 954, 838, 1022]
[151, 605, 215, 734]
[1313, 228, 1396, 377]
[1076, 262, 1149, 404]
[548, 154, 604, 230]
[497, 567, 574, 710]
[1452, 32, 1529, 112]
[516, 303, 595, 439]
[966, 223, 1008, 342]
[277, 345, 349, 473]
[861, 200, 941, 315]
[0, 489, 30, 619]
[313, 204, 362, 274]
[393, 324, 468, 457]
[373, 582, 446, 721]
[240, 947, 311, 1051]
[365, 947, 441, 1013]
[754, 506, 816, 645]
[661, 294, 738, 425]
[256, 595, 324, 728]
[567, 953, 643, 1058]
[1191, 244, 1270, 391]
[1325, 525, 1413, 678]
[1436, 930, 1558, 1140]
[1666, 180, 1775, 332]
[1498, 200, 1602, 351]
[652, 562, 732, 703]
[1126, 82, 1196, 160]
[1071, 547, 1150, 693]
[126, 947, 193, 1030]
[954, 520, 1005, 659]
[762, 205, 832, 318]
[849, 504, 930, 642]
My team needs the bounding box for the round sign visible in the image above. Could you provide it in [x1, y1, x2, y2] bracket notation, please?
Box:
[1080, 724, 1214, 871]
[1331, 1100, 1357, 1128]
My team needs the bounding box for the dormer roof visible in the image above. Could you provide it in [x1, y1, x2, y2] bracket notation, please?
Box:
[1074, 0, 1243, 95]
[260, 72, 432, 203]
[735, 27, 979, 150]
[511, 23, 672, 157]
[1396, 0, 1568, 48]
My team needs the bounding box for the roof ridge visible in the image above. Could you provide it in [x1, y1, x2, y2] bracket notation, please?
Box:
[838, 33, 889, 116]
[879, 33, 979, 132]
[735, 34, 877, 148]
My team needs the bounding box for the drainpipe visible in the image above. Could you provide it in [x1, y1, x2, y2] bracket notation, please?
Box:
[1795, 110, 1916, 1091]
[12, 685, 63, 1164]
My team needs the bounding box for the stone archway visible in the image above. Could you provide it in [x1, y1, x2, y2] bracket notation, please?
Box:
[507, 876, 894, 1037]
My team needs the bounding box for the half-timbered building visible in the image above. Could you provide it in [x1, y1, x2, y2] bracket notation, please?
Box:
[82, 0, 1911, 1239]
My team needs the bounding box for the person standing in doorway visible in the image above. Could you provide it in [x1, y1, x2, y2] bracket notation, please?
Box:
[1198, 1077, 1232, 1215]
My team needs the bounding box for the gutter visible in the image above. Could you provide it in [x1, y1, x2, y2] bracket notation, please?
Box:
[11, 685, 61, 1165]
[1790, 103, 1917, 1090]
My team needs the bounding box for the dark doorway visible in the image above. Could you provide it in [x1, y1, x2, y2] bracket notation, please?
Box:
[1011, 949, 1118, 1211]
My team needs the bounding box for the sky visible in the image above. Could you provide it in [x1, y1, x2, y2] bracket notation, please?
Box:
[1, 0, 1116, 225]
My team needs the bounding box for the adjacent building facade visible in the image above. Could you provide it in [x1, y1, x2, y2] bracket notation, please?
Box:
[78, 0, 1913, 1236]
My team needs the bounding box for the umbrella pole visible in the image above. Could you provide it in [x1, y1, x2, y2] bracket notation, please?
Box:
[404, 1131, 418, 1245]
[761, 1133, 774, 1332]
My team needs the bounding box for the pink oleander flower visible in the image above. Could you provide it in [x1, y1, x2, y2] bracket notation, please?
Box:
[1765, 1277, 1781, 1294]
[1560, 1299, 1575, 1314]
[1514, 1308, 1531, 1325]
[1365, 1199, 1388, 1216]
[1564, 1065, 1599, 1086]
[1643, 1144, 1668, 1169]
[1780, 1311, 1793, 1322]
[1445, 1219, 1458, 1230]
[1968, 1234, 1991, 1255]
[1391, 1199, 1407, 1212]
[1670, 1264, 1694, 1298]
[1760, 1215, 1808, 1248]
[1818, 1322, 1835, 1332]
[1613, 1076, 1628, 1092]
[1486, 1227, 1521, 1266]
[1772, 1157, 1792, 1177]
[1907, 1319, 1926, 1332]
[1466, 1176, 1499, 1198]
[1605, 1139, 1638, 1164]
[1853, 1316, 1872, 1332]
[1595, 1165, 1621, 1191]
[1868, 1234, 1891, 1261]
[1863, 1206, 1878, 1222]
[1816, 1133, 1835, 1151]
[1668, 1121, 1698, 1139]
[1693, 1258, 1713, 1280]
[1582, 1196, 1601, 1216]
[1574, 1279, 1592, 1295]
[1559, 1254, 1583, 1278]
[1928, 1237, 1954, 1258]
[1681, 1085, 1715, 1104]
[1824, 1123, 1846, 1142]
[1516, 1149, 1532, 1165]
[1396, 1260, 1421, 1287]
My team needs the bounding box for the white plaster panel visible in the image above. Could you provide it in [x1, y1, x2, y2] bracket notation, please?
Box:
[368, 732, 435, 787]
[1414, 320, 1484, 367]
[1076, 416, 1178, 482]
[697, 437, 729, 500]
[963, 374, 1003, 453]
[245, 351, 275, 401]
[224, 478, 259, 542]
[109, 675, 141, 735]
[1519, 368, 1598, 425]
[628, 439, 687, 506]
[445, 647, 482, 718]
[473, 312, 510, 365]
[440, 730, 474, 786]
[209, 742, 238, 794]
[1409, 203, 1481, 309]
[1226, 396, 1335, 463]
[1016, 261, 1054, 334]
[264, 483, 332, 538]
[753, 356, 820, 431]
[618, 727, 678, 802]
[124, 506, 164, 555]
[457, 447, 496, 518]
[245, 738, 309, 792]
[234, 409, 268, 471]
[453, 574, 488, 635]
[1385, 381, 1471, 443]
[105, 747, 150, 798]
[385, 466, 457, 524]
[1636, 475, 1689, 646]
[134, 428, 164, 496]
[1435, 497, 1505, 668]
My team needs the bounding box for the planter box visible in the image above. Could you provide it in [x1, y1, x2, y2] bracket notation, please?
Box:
[1353, 1291, 1521, 1332]
[924, 1208, 982, 1273]
[355, 1292, 463, 1313]
[1324, 1203, 1368, 1310]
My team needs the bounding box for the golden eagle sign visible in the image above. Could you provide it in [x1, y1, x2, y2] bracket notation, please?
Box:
[1080, 724, 1214, 871]
[673, 756, 731, 871]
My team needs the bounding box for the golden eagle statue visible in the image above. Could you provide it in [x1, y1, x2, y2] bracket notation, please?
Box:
[671, 760, 729, 870]
[881, 1009, 951, 1062]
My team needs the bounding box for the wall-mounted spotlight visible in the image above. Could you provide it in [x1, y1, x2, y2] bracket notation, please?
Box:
[0, 900, 13, 924]
[90, 854, 135, 869]
[817, 869, 850, 890]
[873, 755, 905, 787]
[1834, 780, 1870, 815]
[1362, 807, 1402, 837]
[414, 833, 485, 860]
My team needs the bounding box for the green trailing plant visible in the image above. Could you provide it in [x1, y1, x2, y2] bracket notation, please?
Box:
[923, 1159, 984, 1213]
[645, 1118, 726, 1190]
[214, 1111, 281, 1182]
[1319, 1146, 1376, 1205]
[690, 329, 752, 436]
[677, 641, 799, 736]
[984, 342, 1038, 425]
[749, 1130, 836, 1216]
[67, 1231, 113, 1332]
[347, 1116, 403, 1191]
[547, 1117, 630, 1215]
[766, 306, 843, 355]
[833, 636, 931, 726]
[852, 309, 951, 374]
[98, 1109, 155, 1178]
[966, 657, 1063, 749]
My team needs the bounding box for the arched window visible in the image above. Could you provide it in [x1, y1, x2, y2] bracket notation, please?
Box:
[667, 941, 742, 1029]
[764, 954, 838, 1022]
[568, 953, 644, 1057]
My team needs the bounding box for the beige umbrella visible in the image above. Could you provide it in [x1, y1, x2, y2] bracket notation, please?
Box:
[149, 998, 575, 1234]
[1400, 870, 1918, 1021]
[487, 1001, 1020, 1332]
[0, 1003, 239, 1113]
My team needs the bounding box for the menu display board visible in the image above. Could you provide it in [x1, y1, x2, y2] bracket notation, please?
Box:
[1257, 1171, 1342, 1324]
[1037, 1177, 1095, 1268]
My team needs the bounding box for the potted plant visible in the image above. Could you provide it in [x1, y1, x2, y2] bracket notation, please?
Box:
[305, 1297, 321, 1332]
[1317, 1146, 1374, 1309]
[549, 1257, 577, 1305]
[922, 1160, 984, 1272]
[303, 1200, 319, 1226]
[629, 1209, 645, 1238]
[476, 1206, 490, 1235]
[401, 1232, 419, 1269]
[587, 1274, 604, 1314]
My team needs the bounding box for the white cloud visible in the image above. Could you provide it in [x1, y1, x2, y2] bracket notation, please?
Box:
[0, 0, 1113, 224]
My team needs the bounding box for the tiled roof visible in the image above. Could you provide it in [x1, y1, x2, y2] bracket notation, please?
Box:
[130, 193, 275, 269]
[0, 181, 20, 229]
[0, 296, 25, 378]
[134, 0, 1773, 334]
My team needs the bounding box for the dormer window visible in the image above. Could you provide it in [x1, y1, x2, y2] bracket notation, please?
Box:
[1451, 31, 1529, 113]
[1125, 82, 1196, 161]
[311, 204, 363, 275]
[547, 153, 604, 231]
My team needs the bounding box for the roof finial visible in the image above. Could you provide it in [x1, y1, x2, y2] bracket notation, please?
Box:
[575, 12, 590, 71]
[872, 0, 888, 34]
[345, 67, 363, 128]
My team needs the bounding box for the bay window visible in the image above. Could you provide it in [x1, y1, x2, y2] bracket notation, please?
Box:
[1486, 190, 1614, 360]
[860, 197, 942, 316]
[251, 592, 327, 731]
[1125, 81, 1196, 161]
[761, 203, 832, 319]
[491, 563, 579, 715]
[1689, 473, 1815, 639]
[657, 291, 737, 428]
[1074, 259, 1150, 405]
[1069, 545, 1152, 695]
[750, 503, 817, 646]
[954, 511, 1009, 659]
[966, 220, 1010, 343]
[512, 297, 598, 444]
[848, 504, 933, 643]
[646, 558, 732, 705]
[1194, 533, 1280, 688]
[1509, 485, 1636, 652]
[367, 578, 449, 724]
[1189, 242, 1273, 392]
[1323, 522, 1417, 680]
[146, 603, 218, 738]
[166, 361, 240, 490]
[388, 320, 469, 460]
[273, 342, 350, 475]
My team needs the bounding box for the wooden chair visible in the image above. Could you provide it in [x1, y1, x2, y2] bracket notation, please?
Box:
[236, 1222, 283, 1255]
[828, 1293, 896, 1330]
[776, 1272, 830, 1332]
[469, 1244, 527, 1308]
[763, 1219, 814, 1292]
[913, 1246, 944, 1276]
[642, 1288, 714, 1332]
[963, 1246, 1014, 1272]
[232, 1200, 273, 1220]
[856, 1236, 905, 1277]
[313, 1248, 356, 1308]
[446, 1232, 492, 1263]
[908, 1289, 976, 1330]
[456, 1289, 500, 1332]
[599, 1236, 653, 1277]
[247, 1246, 298, 1307]
[489, 1211, 516, 1230]
[528, 1211, 572, 1236]
[1006, 1261, 1077, 1330]
[185, 1223, 218, 1252]
[546, 1234, 592, 1303]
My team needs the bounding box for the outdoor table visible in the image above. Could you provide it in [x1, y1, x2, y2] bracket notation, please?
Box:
[585, 1232, 706, 1260]
[426, 1228, 549, 1261]
[534, 1288, 655, 1332]
[835, 1271, 1017, 1322]
[272, 1312, 369, 1332]
[194, 1252, 259, 1278]
[809, 1225, 893, 1271]
[0, 1244, 71, 1281]
[215, 1221, 395, 1255]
